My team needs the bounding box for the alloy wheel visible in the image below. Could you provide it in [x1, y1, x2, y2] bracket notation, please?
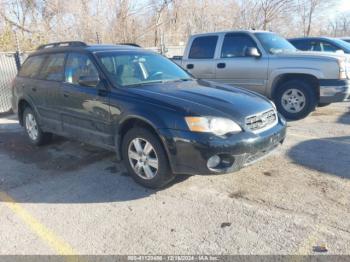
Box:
[128, 137, 159, 180]
[25, 113, 38, 141]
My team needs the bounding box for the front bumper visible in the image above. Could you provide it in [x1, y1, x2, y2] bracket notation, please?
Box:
[319, 79, 350, 103]
[159, 116, 287, 175]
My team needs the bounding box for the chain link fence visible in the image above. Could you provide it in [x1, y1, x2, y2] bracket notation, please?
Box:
[0, 52, 28, 114]
[0, 52, 18, 114]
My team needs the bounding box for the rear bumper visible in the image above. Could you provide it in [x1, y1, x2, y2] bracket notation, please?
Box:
[159, 116, 287, 175]
[319, 79, 350, 103]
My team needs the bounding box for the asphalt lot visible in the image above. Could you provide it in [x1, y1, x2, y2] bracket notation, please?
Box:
[0, 103, 349, 255]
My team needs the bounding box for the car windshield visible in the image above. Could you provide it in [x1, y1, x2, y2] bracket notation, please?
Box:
[96, 51, 192, 87]
[255, 32, 297, 54]
[330, 38, 350, 52]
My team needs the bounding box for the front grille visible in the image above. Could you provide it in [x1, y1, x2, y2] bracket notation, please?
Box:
[245, 109, 277, 133]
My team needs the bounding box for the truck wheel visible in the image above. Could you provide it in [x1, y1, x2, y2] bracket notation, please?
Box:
[274, 80, 317, 120]
[23, 107, 52, 146]
[122, 128, 175, 188]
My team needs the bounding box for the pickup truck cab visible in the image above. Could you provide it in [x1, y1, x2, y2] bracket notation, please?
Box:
[174, 30, 350, 119]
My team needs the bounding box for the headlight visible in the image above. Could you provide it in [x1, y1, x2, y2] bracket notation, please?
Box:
[185, 116, 242, 136]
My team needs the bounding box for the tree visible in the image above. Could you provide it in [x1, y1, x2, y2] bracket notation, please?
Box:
[296, 0, 335, 36]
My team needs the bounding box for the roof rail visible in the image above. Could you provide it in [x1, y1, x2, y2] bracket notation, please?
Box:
[118, 43, 141, 48]
[36, 41, 87, 50]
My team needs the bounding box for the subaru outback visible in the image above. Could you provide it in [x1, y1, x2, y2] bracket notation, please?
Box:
[11, 41, 286, 188]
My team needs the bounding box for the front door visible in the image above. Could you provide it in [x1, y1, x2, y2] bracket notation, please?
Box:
[215, 33, 269, 95]
[61, 52, 113, 146]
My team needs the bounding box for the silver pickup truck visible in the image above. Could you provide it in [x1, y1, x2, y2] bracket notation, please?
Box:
[173, 30, 350, 119]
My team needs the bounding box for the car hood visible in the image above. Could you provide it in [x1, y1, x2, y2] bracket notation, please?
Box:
[275, 51, 347, 61]
[126, 80, 274, 124]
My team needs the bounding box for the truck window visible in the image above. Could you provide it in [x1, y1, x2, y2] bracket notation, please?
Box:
[188, 36, 218, 59]
[39, 53, 66, 81]
[18, 55, 46, 78]
[221, 33, 257, 58]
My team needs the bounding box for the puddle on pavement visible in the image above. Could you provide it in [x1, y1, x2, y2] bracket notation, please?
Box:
[0, 131, 114, 171]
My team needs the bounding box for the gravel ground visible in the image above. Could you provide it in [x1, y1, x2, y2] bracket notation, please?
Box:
[0, 103, 349, 255]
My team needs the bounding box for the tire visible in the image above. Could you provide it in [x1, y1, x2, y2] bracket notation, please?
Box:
[318, 103, 331, 107]
[273, 79, 317, 120]
[23, 107, 52, 146]
[122, 127, 175, 188]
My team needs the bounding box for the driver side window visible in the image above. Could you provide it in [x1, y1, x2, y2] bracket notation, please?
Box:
[65, 53, 99, 86]
[320, 41, 338, 52]
[221, 33, 257, 58]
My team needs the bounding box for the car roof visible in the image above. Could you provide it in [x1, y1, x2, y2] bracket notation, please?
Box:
[191, 30, 272, 37]
[288, 36, 336, 41]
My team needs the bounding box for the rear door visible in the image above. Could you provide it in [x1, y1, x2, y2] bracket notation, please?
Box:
[182, 35, 218, 81]
[61, 52, 112, 146]
[215, 33, 268, 95]
[36, 52, 66, 132]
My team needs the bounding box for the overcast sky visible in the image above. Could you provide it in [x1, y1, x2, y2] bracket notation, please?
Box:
[337, 0, 350, 13]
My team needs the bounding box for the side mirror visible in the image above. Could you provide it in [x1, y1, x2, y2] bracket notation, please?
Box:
[78, 75, 100, 87]
[245, 47, 261, 58]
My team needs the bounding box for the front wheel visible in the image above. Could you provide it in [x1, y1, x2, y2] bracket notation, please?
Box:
[274, 80, 317, 120]
[122, 128, 175, 188]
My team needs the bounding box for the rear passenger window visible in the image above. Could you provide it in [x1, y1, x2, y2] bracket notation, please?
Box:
[18, 55, 46, 78]
[65, 53, 99, 86]
[310, 42, 321, 51]
[221, 33, 257, 58]
[188, 36, 218, 59]
[290, 40, 312, 51]
[39, 53, 65, 81]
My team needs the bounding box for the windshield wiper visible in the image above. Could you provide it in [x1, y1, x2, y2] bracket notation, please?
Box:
[123, 78, 193, 88]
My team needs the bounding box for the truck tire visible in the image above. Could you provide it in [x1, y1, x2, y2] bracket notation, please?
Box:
[122, 127, 175, 188]
[23, 107, 52, 146]
[274, 79, 317, 120]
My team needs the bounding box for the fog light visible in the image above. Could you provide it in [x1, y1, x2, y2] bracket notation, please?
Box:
[207, 155, 221, 169]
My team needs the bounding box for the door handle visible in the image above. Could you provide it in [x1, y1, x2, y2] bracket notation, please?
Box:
[217, 63, 226, 69]
[186, 64, 194, 69]
[63, 93, 69, 98]
[32, 87, 37, 92]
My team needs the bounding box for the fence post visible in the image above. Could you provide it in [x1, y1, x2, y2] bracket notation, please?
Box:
[14, 51, 21, 72]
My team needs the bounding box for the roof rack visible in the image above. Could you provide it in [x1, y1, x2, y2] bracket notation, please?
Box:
[36, 41, 87, 50]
